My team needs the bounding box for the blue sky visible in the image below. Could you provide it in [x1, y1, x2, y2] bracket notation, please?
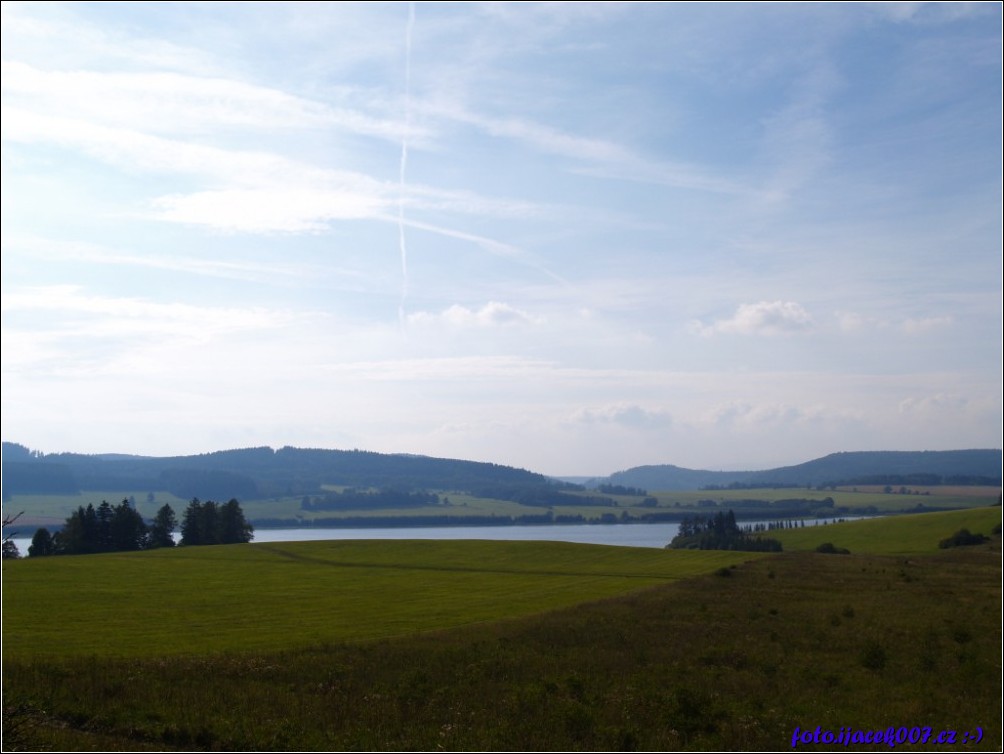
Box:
[1, 2, 1000, 475]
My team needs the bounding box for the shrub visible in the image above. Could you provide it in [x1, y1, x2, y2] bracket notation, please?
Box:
[938, 529, 989, 549]
[815, 542, 850, 554]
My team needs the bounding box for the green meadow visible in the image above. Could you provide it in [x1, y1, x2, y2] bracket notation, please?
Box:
[6, 485, 998, 530]
[3, 508, 1001, 751]
[2, 540, 757, 658]
[769, 506, 1002, 555]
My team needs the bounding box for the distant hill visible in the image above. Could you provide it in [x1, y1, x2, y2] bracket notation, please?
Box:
[597, 450, 1002, 491]
[0, 442, 557, 502]
[3, 442, 1000, 501]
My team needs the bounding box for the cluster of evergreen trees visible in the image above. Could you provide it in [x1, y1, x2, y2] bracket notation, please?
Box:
[179, 498, 254, 546]
[668, 510, 783, 552]
[27, 498, 252, 557]
[596, 483, 648, 496]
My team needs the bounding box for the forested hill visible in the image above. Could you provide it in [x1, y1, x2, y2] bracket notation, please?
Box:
[598, 450, 1002, 491]
[1, 443, 553, 500]
[3, 443, 1000, 500]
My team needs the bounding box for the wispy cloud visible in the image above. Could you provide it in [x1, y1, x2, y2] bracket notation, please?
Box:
[1, 61, 412, 139]
[1, 3, 997, 470]
[0, 235, 342, 285]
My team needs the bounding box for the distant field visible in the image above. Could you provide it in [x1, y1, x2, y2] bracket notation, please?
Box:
[2, 540, 760, 659]
[4, 491, 191, 527]
[649, 487, 1000, 511]
[837, 485, 1001, 497]
[8, 484, 999, 531]
[769, 506, 1002, 555]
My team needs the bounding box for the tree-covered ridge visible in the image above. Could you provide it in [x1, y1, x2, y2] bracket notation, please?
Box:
[603, 449, 1002, 490]
[3, 443, 1000, 501]
[667, 510, 783, 552]
[25, 498, 252, 556]
[1, 443, 554, 500]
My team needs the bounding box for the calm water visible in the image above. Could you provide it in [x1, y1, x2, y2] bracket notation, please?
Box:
[8, 517, 863, 555]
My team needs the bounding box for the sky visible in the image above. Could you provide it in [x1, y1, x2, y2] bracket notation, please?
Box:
[1, 2, 1001, 477]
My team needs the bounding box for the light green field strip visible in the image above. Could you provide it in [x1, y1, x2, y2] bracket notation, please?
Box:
[2, 540, 761, 659]
[769, 506, 1001, 555]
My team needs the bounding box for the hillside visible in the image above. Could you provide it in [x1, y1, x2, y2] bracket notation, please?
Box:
[600, 449, 1001, 491]
[3, 443, 999, 503]
[1, 442, 559, 502]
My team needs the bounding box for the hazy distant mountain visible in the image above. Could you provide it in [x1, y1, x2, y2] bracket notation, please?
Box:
[597, 450, 1002, 491]
[0, 442, 554, 501]
[2, 442, 999, 501]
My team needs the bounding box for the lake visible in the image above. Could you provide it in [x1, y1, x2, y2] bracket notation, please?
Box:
[7, 517, 863, 555]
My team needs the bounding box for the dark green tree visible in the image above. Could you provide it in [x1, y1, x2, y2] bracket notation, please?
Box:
[27, 527, 55, 557]
[95, 500, 114, 552]
[180, 498, 204, 546]
[197, 500, 220, 544]
[219, 498, 254, 544]
[180, 498, 252, 546]
[147, 504, 177, 548]
[55, 504, 99, 554]
[110, 499, 147, 551]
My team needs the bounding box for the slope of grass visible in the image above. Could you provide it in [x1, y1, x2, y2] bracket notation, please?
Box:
[4, 542, 999, 751]
[2, 540, 760, 659]
[769, 507, 1002, 555]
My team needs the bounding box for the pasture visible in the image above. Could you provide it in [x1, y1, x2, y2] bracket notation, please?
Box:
[3, 509, 1000, 751]
[6, 485, 999, 532]
[768, 506, 1002, 555]
[2, 540, 757, 658]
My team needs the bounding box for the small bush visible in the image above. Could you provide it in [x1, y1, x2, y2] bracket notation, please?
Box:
[815, 542, 850, 554]
[938, 529, 989, 549]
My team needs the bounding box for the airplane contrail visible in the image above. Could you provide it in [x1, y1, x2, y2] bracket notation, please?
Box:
[398, 1, 415, 330]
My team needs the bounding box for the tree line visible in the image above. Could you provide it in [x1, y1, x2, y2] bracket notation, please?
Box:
[667, 510, 783, 552]
[301, 488, 441, 511]
[25, 498, 252, 557]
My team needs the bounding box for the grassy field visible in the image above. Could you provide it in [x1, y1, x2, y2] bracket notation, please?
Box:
[3, 509, 1001, 751]
[3, 491, 192, 528]
[6, 485, 999, 531]
[2, 540, 759, 658]
[768, 506, 1002, 555]
[648, 487, 1001, 512]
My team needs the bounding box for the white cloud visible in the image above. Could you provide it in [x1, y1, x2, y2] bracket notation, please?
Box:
[407, 301, 540, 328]
[898, 392, 969, 415]
[571, 404, 673, 430]
[0, 285, 298, 375]
[901, 316, 953, 335]
[694, 300, 814, 336]
[837, 311, 954, 336]
[152, 188, 388, 233]
[706, 400, 863, 432]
